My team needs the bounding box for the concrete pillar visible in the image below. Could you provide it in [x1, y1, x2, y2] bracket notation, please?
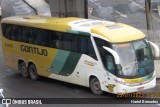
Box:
[48, 0, 87, 18]
[145, 0, 153, 32]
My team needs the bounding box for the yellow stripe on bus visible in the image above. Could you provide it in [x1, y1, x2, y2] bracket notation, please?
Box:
[123, 78, 143, 84]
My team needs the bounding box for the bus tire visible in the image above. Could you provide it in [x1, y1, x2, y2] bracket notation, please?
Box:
[90, 77, 103, 95]
[19, 62, 28, 78]
[29, 64, 38, 80]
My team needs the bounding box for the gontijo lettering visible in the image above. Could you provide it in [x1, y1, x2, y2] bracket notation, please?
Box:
[20, 45, 48, 56]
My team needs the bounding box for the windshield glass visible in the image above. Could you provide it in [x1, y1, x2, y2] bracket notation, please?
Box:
[112, 40, 154, 77]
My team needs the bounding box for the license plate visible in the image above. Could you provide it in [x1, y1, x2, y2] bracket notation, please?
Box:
[137, 87, 144, 91]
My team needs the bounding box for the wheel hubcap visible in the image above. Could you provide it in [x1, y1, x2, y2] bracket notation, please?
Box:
[30, 67, 36, 78]
[22, 66, 27, 75]
[94, 82, 100, 91]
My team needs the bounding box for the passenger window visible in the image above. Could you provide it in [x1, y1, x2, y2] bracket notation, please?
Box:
[79, 36, 97, 60]
[21, 26, 28, 42]
[105, 55, 115, 74]
[25, 28, 33, 43]
[36, 29, 46, 46]
[63, 34, 73, 51]
[71, 36, 78, 52]
[2, 24, 12, 39]
[32, 28, 38, 45]
[79, 37, 87, 54]
[102, 50, 116, 74]
[87, 38, 96, 58]
[44, 30, 50, 47]
[55, 33, 63, 49]
[12, 25, 22, 41]
[49, 31, 59, 48]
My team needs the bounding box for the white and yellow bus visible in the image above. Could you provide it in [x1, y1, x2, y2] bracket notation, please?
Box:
[1, 16, 159, 95]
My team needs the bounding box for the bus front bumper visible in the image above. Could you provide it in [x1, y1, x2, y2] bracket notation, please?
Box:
[115, 76, 156, 94]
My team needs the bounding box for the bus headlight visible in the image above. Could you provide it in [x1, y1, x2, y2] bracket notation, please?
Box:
[114, 79, 129, 85]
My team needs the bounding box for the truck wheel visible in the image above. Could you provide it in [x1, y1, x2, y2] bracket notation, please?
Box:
[90, 78, 103, 95]
[29, 64, 38, 80]
[19, 62, 28, 78]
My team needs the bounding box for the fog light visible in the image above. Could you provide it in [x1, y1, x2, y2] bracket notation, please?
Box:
[123, 89, 127, 93]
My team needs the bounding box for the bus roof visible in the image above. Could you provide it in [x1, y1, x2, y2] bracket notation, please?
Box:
[69, 19, 145, 43]
[2, 15, 145, 43]
[1, 15, 82, 32]
[91, 23, 145, 43]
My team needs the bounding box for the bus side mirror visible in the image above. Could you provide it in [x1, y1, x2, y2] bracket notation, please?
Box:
[0, 89, 3, 93]
[149, 41, 160, 60]
[103, 46, 120, 64]
[0, 89, 4, 98]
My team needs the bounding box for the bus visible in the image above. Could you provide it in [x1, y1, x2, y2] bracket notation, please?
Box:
[1, 16, 159, 95]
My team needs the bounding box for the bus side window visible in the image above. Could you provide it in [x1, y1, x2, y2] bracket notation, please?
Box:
[27, 28, 33, 44]
[87, 38, 97, 60]
[55, 33, 63, 49]
[78, 36, 97, 60]
[49, 31, 58, 48]
[11, 25, 16, 40]
[12, 25, 22, 41]
[32, 28, 38, 45]
[79, 37, 87, 54]
[2, 24, 12, 39]
[21, 26, 28, 42]
[1, 24, 5, 37]
[63, 33, 73, 51]
[41, 30, 46, 46]
[72, 35, 78, 52]
[43, 30, 50, 47]
[1, 24, 7, 38]
[36, 29, 45, 46]
[105, 54, 115, 74]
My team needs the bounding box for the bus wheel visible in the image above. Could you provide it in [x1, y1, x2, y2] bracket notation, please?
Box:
[90, 78, 103, 95]
[19, 62, 28, 78]
[29, 64, 38, 80]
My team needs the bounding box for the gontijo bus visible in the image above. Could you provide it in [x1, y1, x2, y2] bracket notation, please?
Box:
[1, 16, 159, 95]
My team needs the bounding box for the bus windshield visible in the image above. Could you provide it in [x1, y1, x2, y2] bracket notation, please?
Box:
[112, 40, 154, 77]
